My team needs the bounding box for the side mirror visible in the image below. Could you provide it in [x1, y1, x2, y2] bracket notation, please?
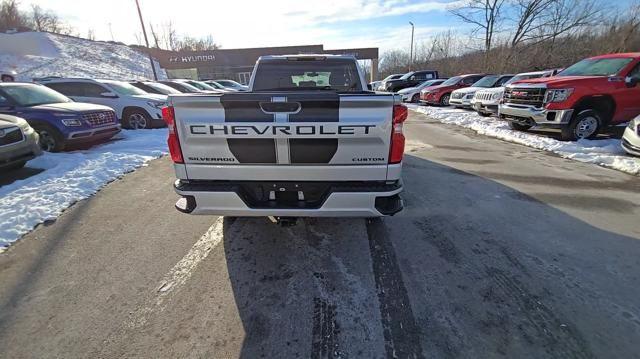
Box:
[100, 91, 118, 98]
[625, 76, 638, 88]
[367, 84, 373, 91]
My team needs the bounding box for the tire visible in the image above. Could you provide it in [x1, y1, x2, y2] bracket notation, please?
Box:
[478, 112, 491, 117]
[561, 109, 602, 141]
[32, 124, 65, 152]
[440, 93, 451, 106]
[123, 109, 152, 130]
[411, 93, 419, 103]
[508, 121, 532, 131]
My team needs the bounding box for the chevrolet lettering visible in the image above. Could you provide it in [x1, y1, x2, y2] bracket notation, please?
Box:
[189, 124, 376, 137]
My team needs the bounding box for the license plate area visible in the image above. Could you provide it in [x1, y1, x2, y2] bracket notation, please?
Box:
[238, 182, 332, 209]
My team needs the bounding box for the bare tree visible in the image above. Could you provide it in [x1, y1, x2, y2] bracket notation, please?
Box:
[175, 34, 220, 51]
[450, 0, 506, 55]
[148, 21, 219, 51]
[509, 0, 556, 47]
[149, 23, 161, 48]
[28, 3, 73, 35]
[31, 5, 55, 31]
[161, 21, 178, 51]
[616, 2, 640, 51]
[0, 0, 30, 31]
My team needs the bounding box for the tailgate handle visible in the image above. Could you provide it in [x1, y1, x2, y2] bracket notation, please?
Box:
[259, 101, 301, 114]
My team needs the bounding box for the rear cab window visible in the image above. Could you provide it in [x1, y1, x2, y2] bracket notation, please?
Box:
[252, 57, 363, 92]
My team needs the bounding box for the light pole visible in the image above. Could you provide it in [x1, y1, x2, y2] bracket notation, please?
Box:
[134, 0, 158, 80]
[409, 21, 415, 71]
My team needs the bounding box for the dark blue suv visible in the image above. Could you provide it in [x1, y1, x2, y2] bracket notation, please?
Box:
[0, 83, 120, 151]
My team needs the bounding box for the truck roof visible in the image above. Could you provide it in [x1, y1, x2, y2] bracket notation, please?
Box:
[589, 52, 640, 59]
[258, 54, 357, 61]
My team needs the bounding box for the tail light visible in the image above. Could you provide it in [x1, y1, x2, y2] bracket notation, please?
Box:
[162, 106, 184, 164]
[389, 104, 407, 164]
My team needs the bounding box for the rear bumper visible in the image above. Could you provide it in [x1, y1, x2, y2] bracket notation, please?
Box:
[174, 180, 403, 217]
[499, 103, 573, 127]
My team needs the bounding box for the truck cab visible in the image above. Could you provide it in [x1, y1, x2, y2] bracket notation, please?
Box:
[165, 55, 407, 218]
[384, 70, 440, 92]
[500, 53, 640, 140]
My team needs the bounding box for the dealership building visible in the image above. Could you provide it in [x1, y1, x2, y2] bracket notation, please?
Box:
[145, 44, 379, 84]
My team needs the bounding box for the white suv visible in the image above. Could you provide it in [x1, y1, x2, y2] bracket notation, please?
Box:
[471, 70, 554, 116]
[449, 74, 514, 108]
[39, 78, 167, 129]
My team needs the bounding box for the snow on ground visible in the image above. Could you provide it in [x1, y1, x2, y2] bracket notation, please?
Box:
[0, 31, 166, 81]
[409, 105, 640, 176]
[0, 129, 168, 252]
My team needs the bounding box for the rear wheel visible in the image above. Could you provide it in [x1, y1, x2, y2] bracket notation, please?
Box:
[123, 109, 152, 130]
[33, 125, 65, 152]
[508, 121, 532, 132]
[561, 109, 602, 141]
[440, 93, 451, 106]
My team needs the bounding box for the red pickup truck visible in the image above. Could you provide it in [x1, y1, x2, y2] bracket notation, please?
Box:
[499, 53, 640, 140]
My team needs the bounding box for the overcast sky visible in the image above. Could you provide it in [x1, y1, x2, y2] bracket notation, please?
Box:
[19, 0, 633, 53]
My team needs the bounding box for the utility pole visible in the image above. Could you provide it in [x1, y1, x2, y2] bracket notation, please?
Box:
[409, 21, 415, 71]
[134, 0, 158, 80]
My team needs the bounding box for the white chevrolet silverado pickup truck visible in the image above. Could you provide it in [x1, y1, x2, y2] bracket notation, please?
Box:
[163, 54, 407, 220]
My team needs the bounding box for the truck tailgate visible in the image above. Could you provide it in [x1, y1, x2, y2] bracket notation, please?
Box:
[171, 92, 397, 181]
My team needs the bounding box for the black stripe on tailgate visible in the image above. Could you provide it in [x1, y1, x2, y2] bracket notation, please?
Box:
[288, 93, 339, 164]
[220, 93, 276, 164]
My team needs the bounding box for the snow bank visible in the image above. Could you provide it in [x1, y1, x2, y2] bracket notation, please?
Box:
[409, 105, 640, 176]
[0, 32, 166, 81]
[0, 129, 168, 251]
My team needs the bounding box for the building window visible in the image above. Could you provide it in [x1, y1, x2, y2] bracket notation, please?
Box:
[237, 72, 251, 85]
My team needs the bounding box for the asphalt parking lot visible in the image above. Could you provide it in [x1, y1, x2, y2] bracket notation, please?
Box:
[1, 110, 639, 358]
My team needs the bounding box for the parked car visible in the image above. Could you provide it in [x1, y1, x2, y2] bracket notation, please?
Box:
[178, 80, 226, 93]
[202, 80, 236, 92]
[450, 74, 514, 108]
[159, 80, 205, 93]
[372, 73, 403, 91]
[0, 83, 120, 152]
[39, 78, 167, 130]
[0, 114, 42, 170]
[209, 79, 248, 91]
[420, 74, 487, 106]
[398, 79, 447, 103]
[500, 53, 640, 140]
[130, 81, 183, 95]
[1, 70, 16, 82]
[622, 114, 640, 156]
[471, 70, 553, 116]
[384, 70, 440, 92]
